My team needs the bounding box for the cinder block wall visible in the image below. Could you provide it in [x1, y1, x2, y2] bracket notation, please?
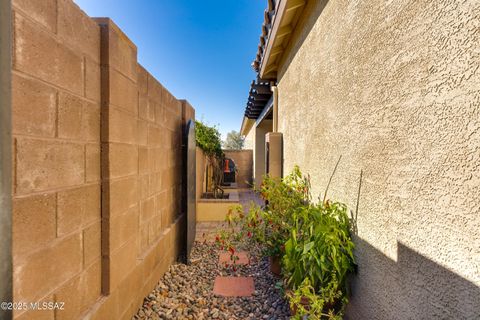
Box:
[277, 0, 480, 319]
[224, 150, 253, 188]
[11, 1, 194, 319]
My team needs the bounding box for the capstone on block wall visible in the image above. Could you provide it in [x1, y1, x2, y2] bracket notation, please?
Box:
[11, 1, 194, 319]
[277, 0, 480, 319]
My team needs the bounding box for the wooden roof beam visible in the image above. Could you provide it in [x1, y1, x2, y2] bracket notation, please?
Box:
[277, 25, 293, 38]
[270, 46, 284, 57]
[252, 84, 271, 94]
[249, 93, 271, 100]
[286, 0, 305, 12]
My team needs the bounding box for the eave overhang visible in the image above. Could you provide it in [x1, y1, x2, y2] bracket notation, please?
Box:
[251, 0, 307, 80]
[240, 117, 255, 136]
[240, 0, 307, 134]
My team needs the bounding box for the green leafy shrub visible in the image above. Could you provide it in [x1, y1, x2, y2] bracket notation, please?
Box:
[215, 166, 310, 258]
[194, 120, 223, 158]
[255, 166, 311, 257]
[215, 166, 356, 318]
[288, 277, 344, 320]
[195, 120, 224, 197]
[283, 201, 355, 318]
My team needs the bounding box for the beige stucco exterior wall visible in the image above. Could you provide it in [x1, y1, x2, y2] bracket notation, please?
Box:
[276, 0, 480, 319]
[254, 120, 273, 189]
[244, 128, 256, 184]
[244, 128, 255, 150]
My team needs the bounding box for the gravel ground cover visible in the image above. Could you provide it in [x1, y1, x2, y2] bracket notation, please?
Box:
[133, 241, 290, 320]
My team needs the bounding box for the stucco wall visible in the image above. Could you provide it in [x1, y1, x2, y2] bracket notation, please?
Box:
[254, 120, 272, 188]
[244, 128, 255, 150]
[224, 150, 253, 188]
[196, 147, 206, 202]
[11, 1, 194, 319]
[277, 0, 480, 319]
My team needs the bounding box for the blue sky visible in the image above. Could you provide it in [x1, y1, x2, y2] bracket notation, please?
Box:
[74, 0, 265, 138]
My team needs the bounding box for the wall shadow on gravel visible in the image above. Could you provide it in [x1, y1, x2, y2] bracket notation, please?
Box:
[345, 237, 480, 320]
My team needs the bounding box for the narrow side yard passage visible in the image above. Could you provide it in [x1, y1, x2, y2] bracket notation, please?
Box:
[133, 241, 290, 320]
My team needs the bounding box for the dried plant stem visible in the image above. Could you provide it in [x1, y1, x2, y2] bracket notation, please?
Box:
[323, 155, 342, 204]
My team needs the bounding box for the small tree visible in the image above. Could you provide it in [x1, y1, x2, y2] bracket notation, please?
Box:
[195, 120, 225, 198]
[223, 130, 244, 150]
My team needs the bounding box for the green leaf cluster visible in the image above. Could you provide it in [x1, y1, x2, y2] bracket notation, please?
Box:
[214, 166, 356, 319]
[283, 201, 355, 318]
[194, 120, 224, 158]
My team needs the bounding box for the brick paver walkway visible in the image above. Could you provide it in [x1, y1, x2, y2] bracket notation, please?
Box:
[196, 189, 262, 299]
[215, 250, 254, 296]
[213, 276, 255, 297]
[238, 188, 265, 208]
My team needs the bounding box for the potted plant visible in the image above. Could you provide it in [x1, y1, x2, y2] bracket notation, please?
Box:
[214, 166, 357, 318]
[257, 166, 311, 274]
[287, 278, 345, 319]
[214, 166, 311, 275]
[282, 201, 356, 318]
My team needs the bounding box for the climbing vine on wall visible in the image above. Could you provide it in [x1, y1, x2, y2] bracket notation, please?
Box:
[195, 120, 224, 158]
[195, 120, 225, 197]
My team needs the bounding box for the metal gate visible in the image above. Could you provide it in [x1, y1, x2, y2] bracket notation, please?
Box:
[184, 119, 196, 263]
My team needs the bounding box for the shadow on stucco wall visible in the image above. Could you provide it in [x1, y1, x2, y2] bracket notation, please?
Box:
[278, 0, 330, 80]
[346, 237, 480, 319]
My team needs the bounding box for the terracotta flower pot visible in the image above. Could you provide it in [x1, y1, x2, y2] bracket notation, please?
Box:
[269, 255, 281, 276]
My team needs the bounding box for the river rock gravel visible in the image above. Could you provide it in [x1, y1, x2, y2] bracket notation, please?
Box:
[132, 241, 290, 320]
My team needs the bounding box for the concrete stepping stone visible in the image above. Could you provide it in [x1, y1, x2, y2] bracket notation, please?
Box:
[213, 276, 255, 297]
[218, 251, 249, 265]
